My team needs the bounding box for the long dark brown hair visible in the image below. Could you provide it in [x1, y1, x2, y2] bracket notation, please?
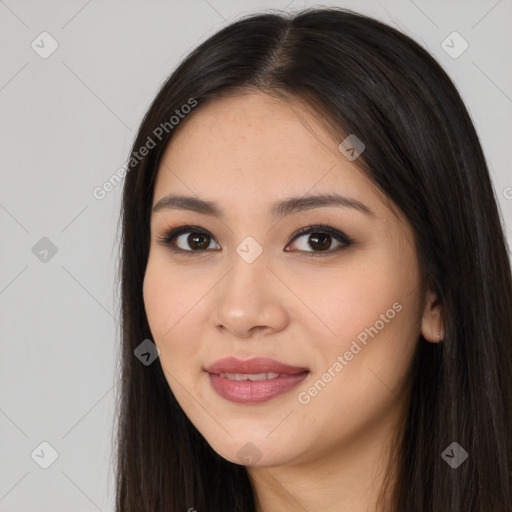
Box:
[113, 7, 512, 511]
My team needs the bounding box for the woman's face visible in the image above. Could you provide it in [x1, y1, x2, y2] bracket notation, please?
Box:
[143, 90, 440, 468]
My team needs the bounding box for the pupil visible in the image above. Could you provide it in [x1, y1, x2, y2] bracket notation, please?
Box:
[189, 233, 209, 250]
[310, 233, 331, 251]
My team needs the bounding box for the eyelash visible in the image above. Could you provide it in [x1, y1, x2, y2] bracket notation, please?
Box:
[156, 223, 355, 258]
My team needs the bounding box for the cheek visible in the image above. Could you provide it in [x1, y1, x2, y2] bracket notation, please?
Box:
[290, 263, 419, 444]
[143, 259, 174, 339]
[292, 259, 409, 336]
[142, 255, 204, 369]
[296, 246, 421, 376]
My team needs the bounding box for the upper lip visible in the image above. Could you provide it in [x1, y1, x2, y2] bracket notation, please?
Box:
[205, 357, 309, 375]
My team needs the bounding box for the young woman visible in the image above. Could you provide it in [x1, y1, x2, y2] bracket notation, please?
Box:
[114, 7, 512, 511]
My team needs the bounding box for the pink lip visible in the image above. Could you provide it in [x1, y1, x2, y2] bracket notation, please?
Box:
[205, 357, 310, 404]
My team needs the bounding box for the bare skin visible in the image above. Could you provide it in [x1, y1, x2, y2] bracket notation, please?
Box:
[142, 90, 444, 512]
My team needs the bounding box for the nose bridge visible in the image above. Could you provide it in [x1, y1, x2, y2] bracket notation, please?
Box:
[211, 238, 286, 336]
[225, 238, 270, 301]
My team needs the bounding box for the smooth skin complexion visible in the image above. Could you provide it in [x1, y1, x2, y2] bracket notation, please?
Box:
[142, 90, 444, 512]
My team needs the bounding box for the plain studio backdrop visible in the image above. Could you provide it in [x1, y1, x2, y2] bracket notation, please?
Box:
[0, 0, 511, 510]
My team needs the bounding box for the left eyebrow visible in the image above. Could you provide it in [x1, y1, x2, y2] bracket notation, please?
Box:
[270, 193, 375, 219]
[152, 193, 375, 219]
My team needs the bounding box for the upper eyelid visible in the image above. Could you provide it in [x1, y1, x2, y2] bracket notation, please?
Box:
[161, 224, 344, 240]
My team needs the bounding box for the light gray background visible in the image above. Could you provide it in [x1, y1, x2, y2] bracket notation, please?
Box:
[1, 0, 511, 510]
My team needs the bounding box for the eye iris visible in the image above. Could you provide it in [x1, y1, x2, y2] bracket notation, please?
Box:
[309, 233, 331, 251]
[188, 232, 210, 250]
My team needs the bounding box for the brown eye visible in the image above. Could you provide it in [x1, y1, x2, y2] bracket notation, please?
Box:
[157, 226, 221, 253]
[288, 232, 342, 252]
[183, 232, 210, 250]
[285, 225, 354, 255]
[157, 223, 353, 257]
[173, 231, 220, 251]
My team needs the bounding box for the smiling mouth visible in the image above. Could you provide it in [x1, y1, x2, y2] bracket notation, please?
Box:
[205, 356, 310, 403]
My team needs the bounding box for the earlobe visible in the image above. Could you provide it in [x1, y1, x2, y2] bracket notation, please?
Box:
[420, 292, 445, 343]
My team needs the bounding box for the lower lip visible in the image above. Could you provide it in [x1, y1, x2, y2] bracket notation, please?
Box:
[207, 371, 309, 403]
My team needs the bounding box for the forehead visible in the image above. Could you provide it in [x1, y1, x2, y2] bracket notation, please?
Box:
[153, 91, 390, 220]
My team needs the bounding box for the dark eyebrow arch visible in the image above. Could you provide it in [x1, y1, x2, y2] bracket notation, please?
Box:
[152, 193, 375, 218]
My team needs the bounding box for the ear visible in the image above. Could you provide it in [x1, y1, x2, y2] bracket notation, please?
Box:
[420, 290, 445, 343]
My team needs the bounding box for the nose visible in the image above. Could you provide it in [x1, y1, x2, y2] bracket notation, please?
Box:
[209, 250, 289, 339]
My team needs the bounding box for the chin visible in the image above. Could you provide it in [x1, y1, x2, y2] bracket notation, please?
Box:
[201, 431, 301, 468]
